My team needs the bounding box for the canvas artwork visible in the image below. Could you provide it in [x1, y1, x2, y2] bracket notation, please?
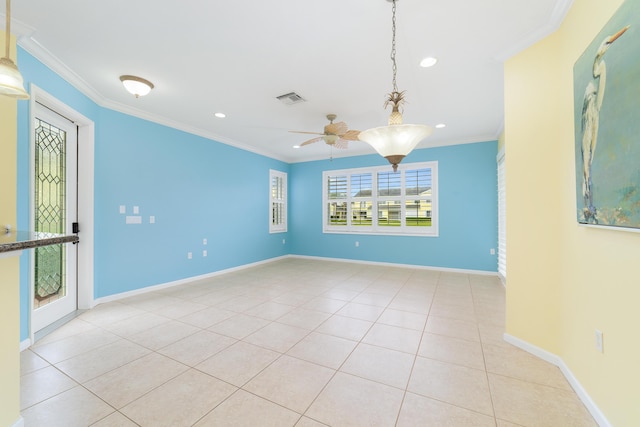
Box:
[574, 0, 640, 229]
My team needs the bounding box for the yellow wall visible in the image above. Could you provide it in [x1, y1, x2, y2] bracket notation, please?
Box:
[0, 31, 22, 426]
[505, 0, 640, 425]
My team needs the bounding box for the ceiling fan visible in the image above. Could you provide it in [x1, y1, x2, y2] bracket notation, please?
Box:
[290, 114, 360, 149]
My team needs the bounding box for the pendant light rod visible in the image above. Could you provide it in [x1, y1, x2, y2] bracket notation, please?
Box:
[358, 0, 432, 171]
[390, 0, 398, 93]
[4, 0, 9, 58]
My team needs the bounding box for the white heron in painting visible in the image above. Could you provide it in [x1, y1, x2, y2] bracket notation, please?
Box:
[581, 25, 629, 223]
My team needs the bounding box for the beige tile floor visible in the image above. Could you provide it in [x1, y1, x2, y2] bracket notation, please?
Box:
[20, 258, 598, 426]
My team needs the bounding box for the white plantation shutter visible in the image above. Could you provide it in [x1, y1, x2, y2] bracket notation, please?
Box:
[322, 162, 438, 236]
[497, 149, 506, 282]
[269, 170, 287, 233]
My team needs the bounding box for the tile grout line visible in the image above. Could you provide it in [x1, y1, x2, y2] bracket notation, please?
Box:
[471, 275, 499, 424]
[393, 270, 440, 426]
[185, 271, 383, 424]
[288, 271, 388, 421]
[268, 268, 406, 423]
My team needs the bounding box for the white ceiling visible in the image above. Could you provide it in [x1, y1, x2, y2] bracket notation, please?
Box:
[7, 0, 572, 163]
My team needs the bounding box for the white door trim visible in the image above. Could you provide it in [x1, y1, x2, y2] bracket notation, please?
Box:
[28, 85, 95, 341]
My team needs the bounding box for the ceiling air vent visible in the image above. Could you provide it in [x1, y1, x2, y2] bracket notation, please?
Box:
[276, 92, 306, 105]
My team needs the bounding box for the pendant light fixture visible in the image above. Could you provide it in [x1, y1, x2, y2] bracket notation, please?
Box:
[120, 75, 154, 98]
[358, 0, 432, 172]
[0, 0, 29, 99]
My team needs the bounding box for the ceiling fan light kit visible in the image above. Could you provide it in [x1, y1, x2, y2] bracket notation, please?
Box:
[0, 0, 29, 99]
[120, 75, 154, 98]
[290, 113, 361, 152]
[358, 0, 433, 172]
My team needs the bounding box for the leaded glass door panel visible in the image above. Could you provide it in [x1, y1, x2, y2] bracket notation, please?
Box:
[32, 105, 78, 333]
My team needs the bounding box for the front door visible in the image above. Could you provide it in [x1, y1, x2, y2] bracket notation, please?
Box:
[31, 104, 78, 333]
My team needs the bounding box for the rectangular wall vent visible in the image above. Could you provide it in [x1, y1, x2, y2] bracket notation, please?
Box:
[276, 92, 306, 105]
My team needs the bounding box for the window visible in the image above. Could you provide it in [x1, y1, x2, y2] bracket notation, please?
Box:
[323, 162, 438, 236]
[269, 170, 287, 233]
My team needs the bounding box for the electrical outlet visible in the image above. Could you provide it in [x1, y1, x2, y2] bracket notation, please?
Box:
[187, 252, 193, 259]
[282, 239, 286, 244]
[490, 248, 496, 255]
[203, 238, 207, 245]
[355, 241, 359, 247]
[594, 329, 604, 353]
[203, 250, 207, 257]
[149, 216, 155, 224]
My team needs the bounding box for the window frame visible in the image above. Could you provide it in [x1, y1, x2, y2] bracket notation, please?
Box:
[322, 161, 438, 236]
[269, 169, 287, 233]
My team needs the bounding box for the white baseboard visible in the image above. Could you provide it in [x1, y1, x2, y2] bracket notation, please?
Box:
[93, 255, 290, 306]
[498, 272, 506, 288]
[91, 254, 497, 308]
[11, 416, 24, 427]
[503, 333, 611, 427]
[19, 338, 31, 352]
[291, 254, 499, 276]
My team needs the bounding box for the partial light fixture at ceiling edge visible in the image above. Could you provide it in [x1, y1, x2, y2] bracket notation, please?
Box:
[0, 0, 29, 99]
[358, 0, 433, 172]
[120, 75, 154, 98]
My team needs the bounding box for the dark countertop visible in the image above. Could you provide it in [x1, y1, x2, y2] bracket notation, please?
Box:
[0, 231, 79, 253]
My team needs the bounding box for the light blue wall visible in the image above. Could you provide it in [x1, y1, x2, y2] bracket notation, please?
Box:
[16, 48, 289, 340]
[93, 109, 290, 297]
[289, 141, 498, 271]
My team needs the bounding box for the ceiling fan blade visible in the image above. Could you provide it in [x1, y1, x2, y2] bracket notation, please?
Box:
[340, 130, 361, 141]
[326, 121, 348, 135]
[300, 137, 322, 146]
[334, 138, 349, 149]
[289, 130, 324, 135]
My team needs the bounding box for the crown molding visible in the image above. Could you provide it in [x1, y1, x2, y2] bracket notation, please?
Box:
[16, 35, 288, 163]
[18, 35, 110, 105]
[290, 132, 500, 164]
[493, 0, 574, 61]
[493, 117, 505, 139]
[99, 97, 287, 162]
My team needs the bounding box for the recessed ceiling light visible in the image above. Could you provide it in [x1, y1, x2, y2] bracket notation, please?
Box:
[420, 57, 438, 68]
[293, 145, 301, 149]
[214, 112, 226, 118]
[435, 123, 446, 129]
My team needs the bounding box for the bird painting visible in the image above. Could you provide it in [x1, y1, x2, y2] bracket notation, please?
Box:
[580, 25, 629, 223]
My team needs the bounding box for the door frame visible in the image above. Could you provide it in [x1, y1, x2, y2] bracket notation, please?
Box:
[28, 85, 95, 340]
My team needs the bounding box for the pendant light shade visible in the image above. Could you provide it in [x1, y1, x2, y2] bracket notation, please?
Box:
[359, 0, 432, 170]
[0, 56, 29, 98]
[0, 0, 29, 99]
[358, 124, 432, 172]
